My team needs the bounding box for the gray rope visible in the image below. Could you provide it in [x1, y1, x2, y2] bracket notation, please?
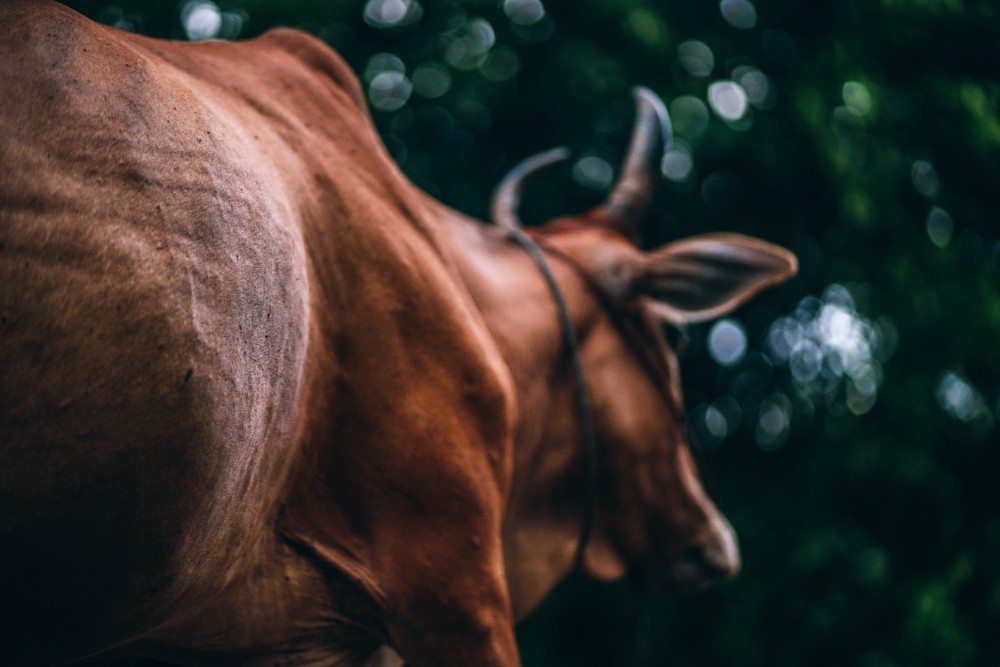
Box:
[505, 226, 598, 571]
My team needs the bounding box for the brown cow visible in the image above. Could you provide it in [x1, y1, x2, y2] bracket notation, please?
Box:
[0, 2, 796, 665]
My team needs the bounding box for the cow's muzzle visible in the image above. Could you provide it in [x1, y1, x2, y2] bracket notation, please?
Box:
[667, 515, 741, 592]
[632, 513, 741, 592]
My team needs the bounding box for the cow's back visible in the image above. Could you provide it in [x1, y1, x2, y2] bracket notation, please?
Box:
[0, 2, 313, 662]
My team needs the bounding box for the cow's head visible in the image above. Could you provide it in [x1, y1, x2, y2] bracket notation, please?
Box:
[495, 89, 796, 617]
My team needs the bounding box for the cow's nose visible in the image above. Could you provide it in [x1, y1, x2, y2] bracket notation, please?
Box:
[672, 517, 741, 590]
[700, 514, 741, 579]
[691, 535, 740, 580]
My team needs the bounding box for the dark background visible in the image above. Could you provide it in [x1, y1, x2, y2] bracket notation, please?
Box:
[59, 1, 1000, 665]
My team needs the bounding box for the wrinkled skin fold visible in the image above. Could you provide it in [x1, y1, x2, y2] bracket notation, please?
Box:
[0, 2, 797, 666]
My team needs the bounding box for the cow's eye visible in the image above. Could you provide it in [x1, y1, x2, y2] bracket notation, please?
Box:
[662, 323, 689, 355]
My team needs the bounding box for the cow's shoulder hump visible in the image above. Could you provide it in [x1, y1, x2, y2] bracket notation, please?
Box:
[252, 27, 367, 110]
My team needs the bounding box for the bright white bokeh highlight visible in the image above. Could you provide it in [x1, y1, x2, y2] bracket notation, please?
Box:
[708, 81, 749, 120]
[766, 284, 893, 416]
[183, 2, 221, 41]
[709, 319, 748, 367]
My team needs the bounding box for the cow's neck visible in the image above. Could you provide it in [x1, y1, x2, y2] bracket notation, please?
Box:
[436, 205, 600, 619]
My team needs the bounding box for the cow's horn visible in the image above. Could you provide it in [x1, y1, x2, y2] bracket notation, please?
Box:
[602, 87, 672, 235]
[491, 147, 570, 231]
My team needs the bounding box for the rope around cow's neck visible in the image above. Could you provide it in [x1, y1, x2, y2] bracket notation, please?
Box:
[504, 225, 598, 573]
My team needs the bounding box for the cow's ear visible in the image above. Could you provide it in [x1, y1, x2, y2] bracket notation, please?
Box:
[630, 233, 797, 324]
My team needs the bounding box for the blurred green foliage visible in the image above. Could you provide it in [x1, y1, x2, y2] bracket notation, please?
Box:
[61, 0, 1000, 664]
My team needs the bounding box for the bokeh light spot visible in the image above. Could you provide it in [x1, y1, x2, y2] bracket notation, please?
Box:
[678, 40, 715, 77]
[843, 81, 874, 117]
[446, 18, 496, 70]
[480, 46, 521, 82]
[911, 160, 941, 199]
[733, 66, 773, 108]
[364, 53, 405, 83]
[412, 63, 452, 98]
[369, 71, 413, 112]
[767, 284, 892, 417]
[670, 96, 710, 138]
[926, 206, 954, 248]
[705, 405, 729, 439]
[720, 0, 757, 30]
[625, 8, 668, 48]
[708, 80, 748, 120]
[756, 393, 791, 450]
[363, 0, 423, 30]
[468, 18, 496, 52]
[502, 0, 546, 26]
[709, 319, 748, 366]
[182, 2, 221, 41]
[661, 146, 694, 183]
[937, 372, 988, 423]
[572, 156, 614, 190]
